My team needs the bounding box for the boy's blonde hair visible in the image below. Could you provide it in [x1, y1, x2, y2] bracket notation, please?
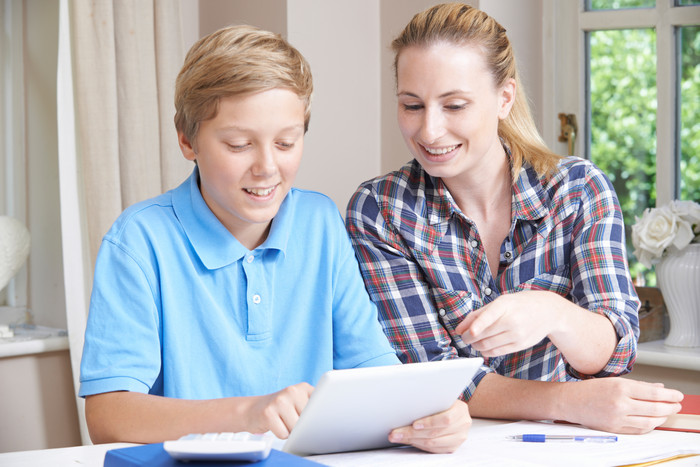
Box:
[175, 24, 313, 147]
[392, 3, 561, 179]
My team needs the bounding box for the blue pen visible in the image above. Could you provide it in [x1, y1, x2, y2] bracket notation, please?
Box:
[508, 434, 618, 443]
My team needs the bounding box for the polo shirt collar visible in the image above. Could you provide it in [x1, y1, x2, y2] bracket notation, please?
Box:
[262, 190, 293, 253]
[172, 167, 291, 270]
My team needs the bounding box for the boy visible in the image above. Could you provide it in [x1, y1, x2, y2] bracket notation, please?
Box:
[80, 25, 469, 453]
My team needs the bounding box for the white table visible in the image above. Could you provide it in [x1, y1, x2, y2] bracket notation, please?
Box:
[0, 442, 135, 466]
[0, 420, 698, 467]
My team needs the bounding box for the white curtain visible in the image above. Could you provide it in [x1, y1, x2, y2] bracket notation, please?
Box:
[57, 0, 192, 444]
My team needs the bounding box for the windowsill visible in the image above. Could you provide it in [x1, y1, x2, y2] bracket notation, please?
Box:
[0, 307, 69, 358]
[636, 340, 700, 371]
[0, 335, 69, 358]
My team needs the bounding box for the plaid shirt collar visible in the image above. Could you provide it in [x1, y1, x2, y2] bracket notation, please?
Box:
[421, 159, 550, 229]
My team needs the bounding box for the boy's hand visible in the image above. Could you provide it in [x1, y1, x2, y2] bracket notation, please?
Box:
[246, 382, 314, 439]
[388, 400, 471, 453]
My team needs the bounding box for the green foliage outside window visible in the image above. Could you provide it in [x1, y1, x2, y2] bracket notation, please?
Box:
[589, 26, 699, 285]
[589, 0, 655, 10]
[589, 28, 657, 284]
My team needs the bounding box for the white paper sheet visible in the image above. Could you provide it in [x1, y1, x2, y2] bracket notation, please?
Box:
[306, 420, 700, 467]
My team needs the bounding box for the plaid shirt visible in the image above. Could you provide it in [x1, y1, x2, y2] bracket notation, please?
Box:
[346, 156, 640, 400]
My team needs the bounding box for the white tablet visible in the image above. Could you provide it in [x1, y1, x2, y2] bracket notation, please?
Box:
[283, 357, 483, 456]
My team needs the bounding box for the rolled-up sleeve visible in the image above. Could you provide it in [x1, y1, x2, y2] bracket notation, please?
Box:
[568, 165, 639, 378]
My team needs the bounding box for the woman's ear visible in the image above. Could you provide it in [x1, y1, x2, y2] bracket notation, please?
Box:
[498, 78, 516, 120]
[178, 131, 197, 162]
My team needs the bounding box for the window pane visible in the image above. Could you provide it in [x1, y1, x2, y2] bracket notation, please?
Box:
[676, 0, 700, 6]
[679, 25, 700, 201]
[588, 28, 657, 285]
[587, 0, 655, 10]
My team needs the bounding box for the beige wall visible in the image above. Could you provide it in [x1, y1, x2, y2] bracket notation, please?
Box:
[198, 0, 287, 37]
[0, 350, 80, 452]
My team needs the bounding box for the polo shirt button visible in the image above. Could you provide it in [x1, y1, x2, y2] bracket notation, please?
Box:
[252, 294, 261, 304]
[470, 240, 478, 248]
[505, 251, 512, 259]
[439, 308, 446, 316]
[246, 255, 254, 263]
[484, 287, 492, 296]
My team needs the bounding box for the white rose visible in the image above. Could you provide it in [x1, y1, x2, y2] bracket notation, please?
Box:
[632, 206, 677, 268]
[669, 218, 694, 252]
[670, 200, 700, 226]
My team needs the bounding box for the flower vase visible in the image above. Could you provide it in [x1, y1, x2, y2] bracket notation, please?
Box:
[655, 243, 700, 347]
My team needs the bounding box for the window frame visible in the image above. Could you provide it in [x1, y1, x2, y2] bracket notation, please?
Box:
[546, 0, 700, 206]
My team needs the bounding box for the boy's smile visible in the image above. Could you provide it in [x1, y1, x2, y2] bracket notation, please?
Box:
[178, 88, 306, 250]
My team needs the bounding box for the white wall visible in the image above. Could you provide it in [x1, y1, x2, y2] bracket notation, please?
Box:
[478, 0, 544, 134]
[288, 0, 381, 214]
[379, 0, 441, 174]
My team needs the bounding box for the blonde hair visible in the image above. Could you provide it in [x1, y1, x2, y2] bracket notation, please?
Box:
[392, 3, 561, 180]
[174, 25, 313, 146]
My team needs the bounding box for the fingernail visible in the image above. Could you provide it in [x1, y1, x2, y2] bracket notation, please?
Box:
[414, 423, 424, 430]
[390, 433, 403, 441]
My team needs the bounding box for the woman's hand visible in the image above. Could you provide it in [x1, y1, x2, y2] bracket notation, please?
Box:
[245, 382, 314, 439]
[456, 291, 558, 357]
[455, 290, 618, 375]
[388, 400, 471, 453]
[560, 378, 683, 434]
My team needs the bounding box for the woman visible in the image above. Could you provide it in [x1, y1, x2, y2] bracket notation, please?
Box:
[346, 2, 682, 434]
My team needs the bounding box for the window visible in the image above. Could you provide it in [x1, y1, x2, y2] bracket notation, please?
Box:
[0, 0, 27, 307]
[0, 0, 62, 328]
[579, 1, 700, 285]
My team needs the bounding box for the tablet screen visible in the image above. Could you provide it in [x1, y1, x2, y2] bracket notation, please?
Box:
[283, 357, 483, 456]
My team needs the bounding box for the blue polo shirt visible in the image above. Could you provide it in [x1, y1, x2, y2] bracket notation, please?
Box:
[79, 168, 399, 399]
